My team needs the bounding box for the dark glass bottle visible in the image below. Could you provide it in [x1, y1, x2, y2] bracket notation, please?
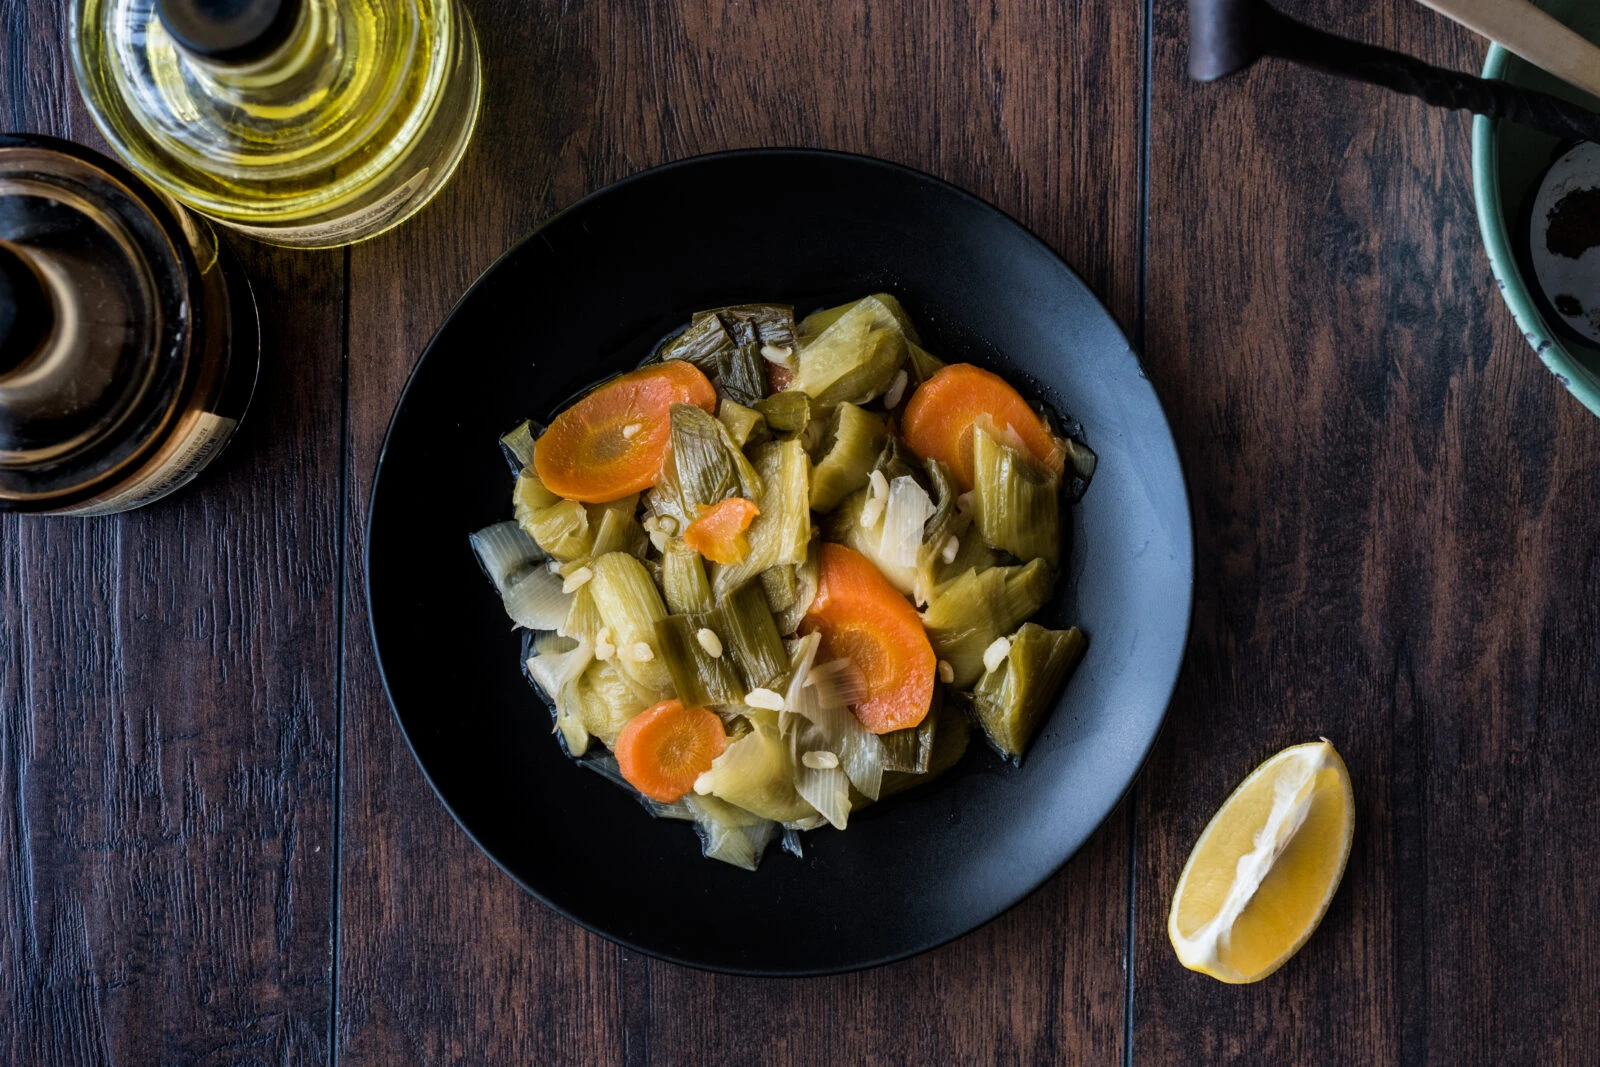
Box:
[0, 133, 259, 515]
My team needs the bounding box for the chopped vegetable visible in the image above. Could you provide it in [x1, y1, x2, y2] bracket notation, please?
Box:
[684, 497, 761, 565]
[901, 362, 1065, 491]
[654, 612, 744, 708]
[753, 389, 810, 434]
[972, 418, 1061, 566]
[698, 710, 816, 822]
[972, 623, 1088, 759]
[787, 295, 909, 406]
[711, 438, 810, 599]
[801, 543, 936, 734]
[809, 402, 888, 512]
[478, 296, 1096, 869]
[500, 419, 538, 469]
[664, 402, 763, 516]
[470, 521, 546, 596]
[587, 552, 672, 691]
[919, 559, 1054, 687]
[881, 693, 972, 797]
[661, 537, 714, 614]
[576, 657, 666, 747]
[615, 699, 729, 802]
[533, 362, 717, 503]
[718, 399, 768, 449]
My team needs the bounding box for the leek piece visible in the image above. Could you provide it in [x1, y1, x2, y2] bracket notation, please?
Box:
[774, 539, 821, 635]
[499, 419, 538, 469]
[666, 403, 763, 515]
[798, 293, 917, 344]
[881, 693, 971, 796]
[525, 633, 593, 756]
[501, 567, 574, 631]
[880, 702, 937, 774]
[684, 794, 779, 870]
[525, 497, 593, 561]
[718, 583, 789, 692]
[789, 295, 908, 406]
[661, 537, 715, 615]
[880, 474, 935, 570]
[758, 564, 798, 615]
[576, 657, 664, 748]
[699, 710, 815, 823]
[470, 521, 546, 595]
[790, 716, 852, 829]
[711, 438, 810, 599]
[709, 303, 799, 348]
[920, 559, 1054, 687]
[972, 623, 1088, 759]
[660, 312, 730, 371]
[560, 582, 603, 643]
[753, 390, 812, 434]
[588, 493, 645, 559]
[972, 419, 1061, 567]
[1063, 436, 1098, 503]
[587, 552, 672, 691]
[720, 342, 768, 406]
[808, 403, 888, 512]
[823, 486, 918, 597]
[655, 613, 744, 708]
[873, 434, 921, 482]
[906, 341, 945, 384]
[512, 468, 561, 531]
[718, 399, 768, 449]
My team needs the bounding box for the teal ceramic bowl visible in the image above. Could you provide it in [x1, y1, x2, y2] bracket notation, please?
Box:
[1472, 1, 1600, 414]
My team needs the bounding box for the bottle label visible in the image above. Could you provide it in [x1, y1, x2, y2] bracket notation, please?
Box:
[63, 411, 239, 516]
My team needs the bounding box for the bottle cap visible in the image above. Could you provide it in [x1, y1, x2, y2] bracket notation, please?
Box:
[155, 0, 302, 63]
[0, 243, 51, 377]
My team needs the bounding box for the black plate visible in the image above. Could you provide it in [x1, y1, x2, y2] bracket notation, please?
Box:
[367, 150, 1192, 975]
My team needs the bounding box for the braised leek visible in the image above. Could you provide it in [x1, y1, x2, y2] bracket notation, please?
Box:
[920, 559, 1054, 687]
[808, 402, 888, 512]
[972, 623, 1088, 759]
[972, 419, 1060, 566]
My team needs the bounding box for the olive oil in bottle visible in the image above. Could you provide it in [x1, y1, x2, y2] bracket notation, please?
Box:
[0, 134, 259, 515]
[73, 0, 481, 248]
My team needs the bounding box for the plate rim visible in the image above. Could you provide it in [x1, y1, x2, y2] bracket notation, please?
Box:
[364, 146, 1196, 976]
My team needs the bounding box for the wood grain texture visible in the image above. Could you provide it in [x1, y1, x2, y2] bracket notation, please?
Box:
[1136, 0, 1600, 1063]
[1, 9, 345, 1062]
[337, 0, 1143, 1063]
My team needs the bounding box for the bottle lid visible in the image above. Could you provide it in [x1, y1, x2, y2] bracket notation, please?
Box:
[0, 134, 206, 508]
[155, 0, 302, 63]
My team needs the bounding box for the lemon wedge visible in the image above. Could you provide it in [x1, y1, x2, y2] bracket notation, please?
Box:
[1167, 739, 1353, 983]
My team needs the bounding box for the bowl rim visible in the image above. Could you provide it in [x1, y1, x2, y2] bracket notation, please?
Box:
[1471, 44, 1600, 416]
[364, 147, 1196, 975]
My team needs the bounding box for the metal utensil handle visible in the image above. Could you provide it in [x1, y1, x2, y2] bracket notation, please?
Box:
[1190, 0, 1600, 144]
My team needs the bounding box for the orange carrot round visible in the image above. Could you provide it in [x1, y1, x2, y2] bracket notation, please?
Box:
[683, 497, 760, 565]
[900, 363, 1065, 491]
[615, 699, 728, 803]
[801, 543, 935, 734]
[533, 362, 717, 503]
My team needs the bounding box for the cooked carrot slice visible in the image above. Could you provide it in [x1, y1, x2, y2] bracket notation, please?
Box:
[615, 699, 728, 802]
[900, 363, 1065, 491]
[533, 362, 717, 503]
[683, 497, 760, 565]
[801, 543, 936, 734]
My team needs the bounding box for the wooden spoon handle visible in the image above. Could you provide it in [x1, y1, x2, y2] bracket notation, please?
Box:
[1415, 0, 1600, 99]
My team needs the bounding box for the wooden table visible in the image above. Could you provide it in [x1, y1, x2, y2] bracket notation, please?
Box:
[6, 1, 1599, 1062]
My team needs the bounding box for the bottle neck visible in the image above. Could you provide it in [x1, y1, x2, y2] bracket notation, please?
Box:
[177, 0, 340, 103]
